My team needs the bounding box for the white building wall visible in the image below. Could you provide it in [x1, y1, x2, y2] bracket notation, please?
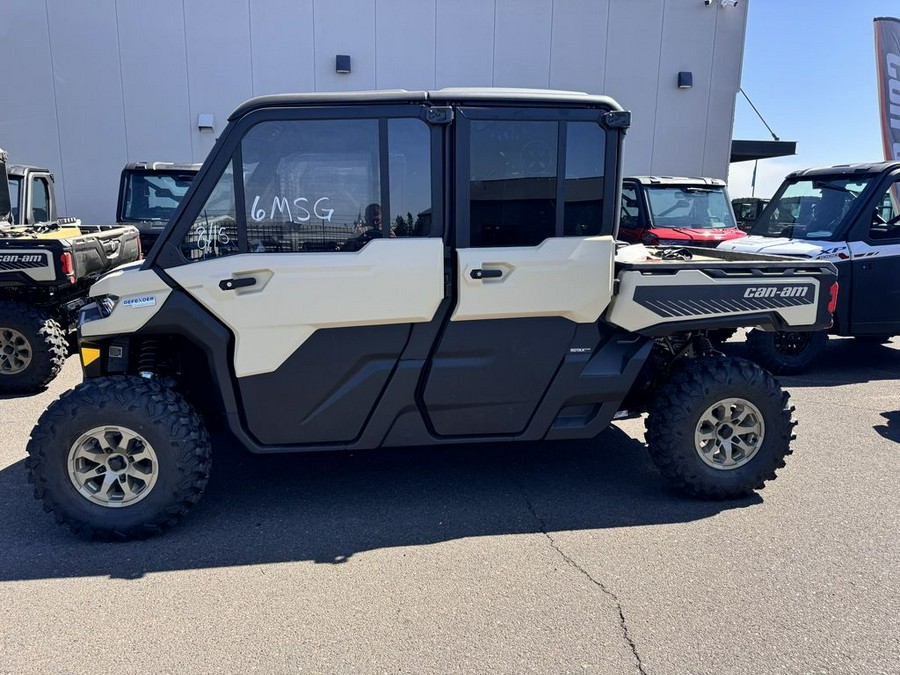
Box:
[494, 0, 554, 89]
[0, 1, 67, 214]
[117, 0, 193, 162]
[249, 0, 316, 96]
[435, 0, 494, 88]
[0, 0, 747, 223]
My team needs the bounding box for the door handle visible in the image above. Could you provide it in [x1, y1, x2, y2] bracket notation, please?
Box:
[219, 276, 257, 291]
[470, 268, 503, 280]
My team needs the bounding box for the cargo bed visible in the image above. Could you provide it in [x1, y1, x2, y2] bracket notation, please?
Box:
[0, 225, 140, 287]
[607, 246, 837, 335]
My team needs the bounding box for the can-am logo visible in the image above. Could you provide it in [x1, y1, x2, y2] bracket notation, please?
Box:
[743, 286, 808, 299]
[0, 253, 44, 263]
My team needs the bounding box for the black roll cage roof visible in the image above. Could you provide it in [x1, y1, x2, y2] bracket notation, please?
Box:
[230, 88, 624, 121]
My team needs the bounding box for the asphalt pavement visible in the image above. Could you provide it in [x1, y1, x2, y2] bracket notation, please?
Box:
[1, 336, 898, 674]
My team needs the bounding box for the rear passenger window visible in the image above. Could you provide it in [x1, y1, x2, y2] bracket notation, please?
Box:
[389, 119, 433, 237]
[564, 123, 605, 236]
[467, 118, 606, 247]
[469, 120, 558, 247]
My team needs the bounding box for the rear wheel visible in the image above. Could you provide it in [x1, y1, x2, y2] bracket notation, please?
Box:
[0, 301, 68, 393]
[645, 356, 794, 499]
[746, 328, 827, 375]
[26, 376, 211, 540]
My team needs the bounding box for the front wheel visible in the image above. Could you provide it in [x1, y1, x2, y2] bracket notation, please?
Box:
[26, 376, 212, 540]
[746, 328, 827, 375]
[645, 356, 795, 499]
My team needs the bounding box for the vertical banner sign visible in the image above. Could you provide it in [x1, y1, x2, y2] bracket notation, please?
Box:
[874, 17, 900, 161]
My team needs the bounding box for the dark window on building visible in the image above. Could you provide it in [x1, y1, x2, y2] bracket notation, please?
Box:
[469, 120, 558, 247]
[564, 122, 605, 236]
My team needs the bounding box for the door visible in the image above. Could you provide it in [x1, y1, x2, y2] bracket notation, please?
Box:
[164, 109, 446, 445]
[421, 108, 618, 437]
[849, 173, 900, 334]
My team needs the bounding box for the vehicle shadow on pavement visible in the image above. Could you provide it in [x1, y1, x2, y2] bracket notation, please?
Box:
[0, 425, 760, 581]
[874, 410, 900, 443]
[722, 337, 900, 387]
[0, 389, 49, 401]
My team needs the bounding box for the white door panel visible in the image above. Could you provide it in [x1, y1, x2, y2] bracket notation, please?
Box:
[452, 236, 615, 323]
[168, 238, 445, 377]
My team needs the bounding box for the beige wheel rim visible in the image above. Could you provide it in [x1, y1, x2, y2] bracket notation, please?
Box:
[694, 398, 765, 470]
[0, 327, 32, 375]
[67, 426, 159, 507]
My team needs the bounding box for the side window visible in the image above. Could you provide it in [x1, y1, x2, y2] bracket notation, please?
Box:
[620, 186, 639, 229]
[869, 180, 900, 241]
[389, 118, 432, 237]
[31, 177, 50, 222]
[240, 118, 432, 253]
[467, 118, 608, 247]
[469, 120, 558, 247]
[244, 119, 380, 253]
[8, 179, 19, 223]
[564, 122, 605, 236]
[125, 172, 193, 221]
[180, 163, 239, 261]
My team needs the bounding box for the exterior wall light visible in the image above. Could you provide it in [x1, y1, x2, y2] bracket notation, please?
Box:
[336, 55, 351, 74]
[197, 113, 215, 132]
[677, 72, 693, 89]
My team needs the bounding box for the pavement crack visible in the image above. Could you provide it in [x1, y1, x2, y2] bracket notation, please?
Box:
[517, 486, 648, 675]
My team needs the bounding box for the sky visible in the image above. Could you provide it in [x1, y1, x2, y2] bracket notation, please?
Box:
[727, 0, 898, 199]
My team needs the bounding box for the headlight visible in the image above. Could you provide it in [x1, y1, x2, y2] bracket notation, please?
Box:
[96, 294, 119, 318]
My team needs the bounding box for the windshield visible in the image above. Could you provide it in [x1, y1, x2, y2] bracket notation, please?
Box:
[121, 170, 195, 222]
[645, 186, 736, 229]
[7, 177, 20, 223]
[749, 176, 873, 240]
